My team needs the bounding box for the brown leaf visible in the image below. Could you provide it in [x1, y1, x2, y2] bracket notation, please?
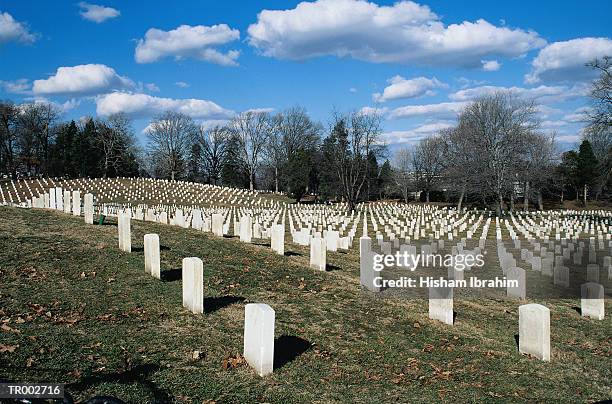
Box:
[222, 353, 246, 370]
[0, 344, 18, 353]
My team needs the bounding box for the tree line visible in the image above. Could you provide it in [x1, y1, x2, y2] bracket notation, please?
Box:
[1, 58, 609, 213]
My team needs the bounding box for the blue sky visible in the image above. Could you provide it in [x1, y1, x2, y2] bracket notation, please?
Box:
[1, 0, 611, 148]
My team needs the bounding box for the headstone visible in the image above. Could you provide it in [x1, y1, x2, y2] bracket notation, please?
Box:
[518, 303, 550, 361]
[553, 266, 569, 288]
[428, 287, 453, 325]
[580, 282, 604, 320]
[84, 193, 94, 224]
[310, 236, 326, 271]
[507, 267, 526, 299]
[240, 216, 253, 243]
[212, 213, 224, 237]
[360, 236, 380, 292]
[72, 191, 81, 216]
[586, 264, 599, 283]
[63, 191, 71, 214]
[243, 303, 275, 377]
[118, 212, 131, 253]
[144, 234, 160, 279]
[271, 224, 284, 255]
[182, 257, 203, 314]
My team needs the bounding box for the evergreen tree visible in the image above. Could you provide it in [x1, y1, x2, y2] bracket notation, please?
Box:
[285, 148, 312, 202]
[577, 139, 599, 205]
[378, 159, 393, 199]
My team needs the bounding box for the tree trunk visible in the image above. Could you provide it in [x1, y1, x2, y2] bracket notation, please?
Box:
[523, 181, 529, 212]
[249, 172, 254, 191]
[426, 191, 430, 203]
[457, 182, 466, 211]
[274, 166, 279, 193]
[510, 190, 515, 212]
[497, 194, 503, 217]
[560, 189, 564, 202]
[583, 184, 587, 207]
[537, 191, 543, 210]
[171, 171, 175, 181]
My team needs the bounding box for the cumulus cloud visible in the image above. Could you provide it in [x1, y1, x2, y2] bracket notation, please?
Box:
[32, 64, 134, 96]
[381, 122, 454, 145]
[0, 11, 37, 44]
[373, 76, 446, 102]
[78, 2, 120, 23]
[175, 81, 190, 88]
[387, 101, 467, 119]
[96, 92, 235, 119]
[481, 60, 501, 71]
[28, 96, 81, 113]
[247, 0, 545, 66]
[135, 24, 240, 66]
[448, 84, 589, 104]
[144, 83, 160, 92]
[0, 78, 31, 94]
[525, 37, 612, 83]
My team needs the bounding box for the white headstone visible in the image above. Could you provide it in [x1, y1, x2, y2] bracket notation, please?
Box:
[309, 236, 326, 271]
[518, 303, 550, 361]
[580, 282, 605, 320]
[243, 303, 275, 377]
[428, 287, 453, 325]
[182, 257, 203, 314]
[144, 234, 161, 279]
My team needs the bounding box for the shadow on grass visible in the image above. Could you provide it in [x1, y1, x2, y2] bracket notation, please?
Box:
[204, 295, 245, 313]
[274, 335, 312, 370]
[67, 363, 170, 403]
[326, 264, 341, 271]
[572, 306, 582, 315]
[253, 241, 271, 247]
[514, 334, 519, 350]
[161, 268, 181, 282]
[284, 251, 301, 257]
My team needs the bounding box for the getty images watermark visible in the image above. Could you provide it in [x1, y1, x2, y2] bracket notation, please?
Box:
[370, 251, 518, 289]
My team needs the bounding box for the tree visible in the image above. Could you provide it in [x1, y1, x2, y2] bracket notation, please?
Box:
[378, 160, 393, 200]
[198, 125, 228, 185]
[577, 139, 599, 206]
[586, 56, 611, 132]
[17, 102, 60, 176]
[96, 113, 136, 178]
[0, 101, 19, 178]
[412, 136, 444, 203]
[187, 142, 203, 182]
[458, 92, 539, 215]
[439, 127, 478, 210]
[221, 135, 248, 188]
[325, 111, 384, 212]
[146, 111, 196, 180]
[392, 146, 412, 203]
[51, 120, 78, 177]
[227, 111, 271, 190]
[285, 148, 312, 202]
[519, 132, 557, 210]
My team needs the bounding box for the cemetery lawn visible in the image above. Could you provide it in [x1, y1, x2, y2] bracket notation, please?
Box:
[0, 206, 611, 404]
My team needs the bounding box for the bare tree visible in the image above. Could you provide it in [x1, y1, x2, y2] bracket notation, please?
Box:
[267, 106, 321, 192]
[519, 131, 557, 210]
[17, 102, 60, 176]
[439, 126, 478, 210]
[198, 125, 228, 185]
[0, 101, 19, 178]
[146, 111, 196, 180]
[459, 92, 539, 215]
[227, 111, 272, 190]
[586, 56, 611, 131]
[392, 146, 413, 203]
[328, 111, 384, 212]
[412, 135, 444, 203]
[96, 113, 135, 178]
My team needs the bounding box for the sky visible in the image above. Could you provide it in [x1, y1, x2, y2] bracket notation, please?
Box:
[1, 0, 611, 150]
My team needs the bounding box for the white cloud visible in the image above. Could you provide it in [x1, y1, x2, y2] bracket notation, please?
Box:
[245, 107, 275, 114]
[387, 101, 467, 119]
[349, 87, 357, 93]
[144, 83, 160, 92]
[175, 81, 190, 88]
[29, 97, 81, 113]
[0, 78, 31, 94]
[448, 84, 589, 104]
[248, 0, 545, 66]
[481, 60, 501, 71]
[563, 107, 591, 123]
[0, 11, 37, 44]
[78, 2, 120, 23]
[373, 76, 446, 102]
[381, 122, 453, 144]
[135, 24, 240, 66]
[32, 64, 134, 96]
[525, 37, 612, 84]
[359, 106, 388, 116]
[96, 92, 235, 119]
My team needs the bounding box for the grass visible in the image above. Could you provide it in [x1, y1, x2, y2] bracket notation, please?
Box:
[0, 206, 610, 403]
